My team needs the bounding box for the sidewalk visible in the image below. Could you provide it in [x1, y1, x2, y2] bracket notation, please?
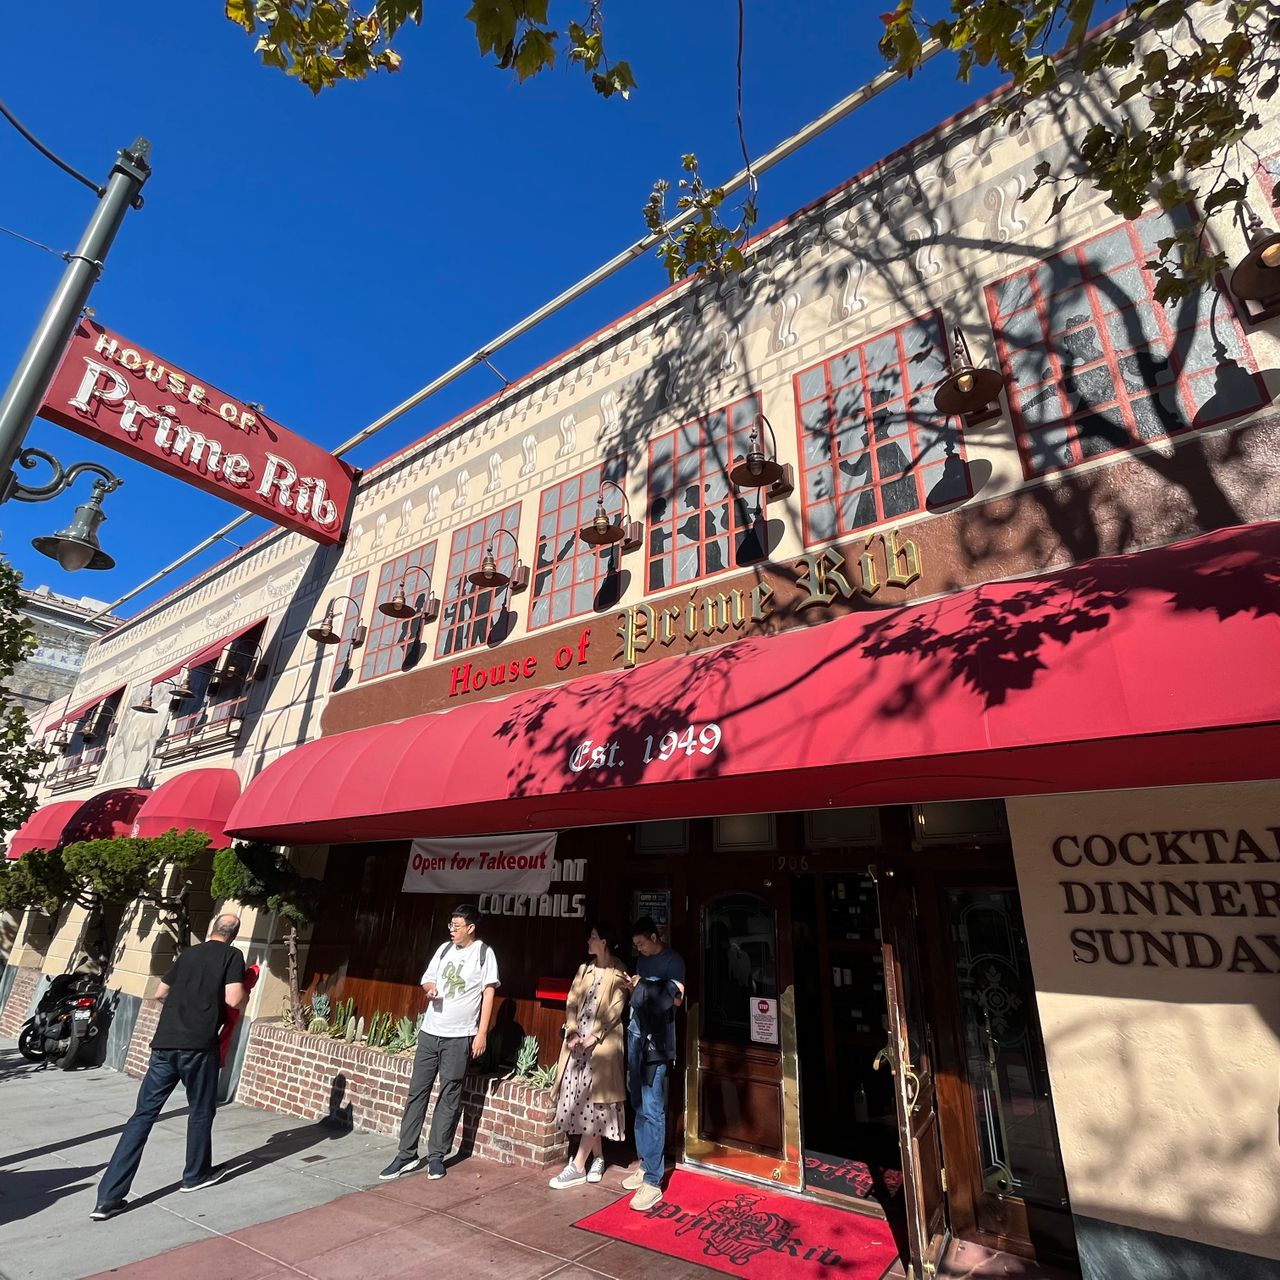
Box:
[0, 1040, 707, 1280]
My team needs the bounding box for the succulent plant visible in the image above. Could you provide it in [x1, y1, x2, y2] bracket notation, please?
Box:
[512, 1034, 539, 1079]
[529, 1063, 558, 1090]
[310, 993, 331, 1022]
[307, 1015, 329, 1035]
[345, 1015, 356, 1042]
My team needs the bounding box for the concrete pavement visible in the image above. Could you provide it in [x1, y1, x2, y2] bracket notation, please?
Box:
[0, 1039, 404, 1280]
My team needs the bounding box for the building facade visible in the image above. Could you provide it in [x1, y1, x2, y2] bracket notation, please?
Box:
[4, 13, 1279, 1279]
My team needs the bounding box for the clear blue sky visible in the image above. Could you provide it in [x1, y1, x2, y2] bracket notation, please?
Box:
[0, 1, 1009, 617]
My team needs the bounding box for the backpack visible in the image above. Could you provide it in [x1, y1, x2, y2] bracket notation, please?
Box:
[429, 939, 490, 975]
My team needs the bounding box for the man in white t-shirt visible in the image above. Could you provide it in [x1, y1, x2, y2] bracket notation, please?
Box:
[380, 903, 500, 1181]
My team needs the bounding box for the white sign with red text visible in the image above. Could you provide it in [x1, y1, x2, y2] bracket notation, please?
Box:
[750, 997, 779, 1045]
[402, 831, 558, 896]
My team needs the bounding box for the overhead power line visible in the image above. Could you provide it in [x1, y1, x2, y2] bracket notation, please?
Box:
[87, 40, 944, 626]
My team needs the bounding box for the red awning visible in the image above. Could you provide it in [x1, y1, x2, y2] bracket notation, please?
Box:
[151, 618, 265, 687]
[50, 686, 126, 732]
[226, 523, 1280, 846]
[6, 800, 85, 859]
[6, 788, 151, 860]
[130, 769, 242, 849]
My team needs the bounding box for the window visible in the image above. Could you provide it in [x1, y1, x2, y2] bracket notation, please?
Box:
[1259, 151, 1280, 205]
[987, 207, 1269, 479]
[331, 572, 368, 691]
[436, 504, 521, 659]
[646, 393, 767, 593]
[530, 460, 625, 629]
[793, 314, 968, 545]
[360, 543, 437, 679]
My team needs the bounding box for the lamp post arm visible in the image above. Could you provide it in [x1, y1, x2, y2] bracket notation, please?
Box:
[401, 564, 434, 594]
[7, 450, 122, 503]
[0, 138, 151, 504]
[599, 478, 631, 522]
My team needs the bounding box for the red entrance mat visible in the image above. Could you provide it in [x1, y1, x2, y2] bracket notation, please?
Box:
[574, 1169, 900, 1279]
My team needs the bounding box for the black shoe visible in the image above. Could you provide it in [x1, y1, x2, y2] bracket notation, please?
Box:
[380, 1155, 423, 1180]
[426, 1157, 445, 1180]
[180, 1165, 228, 1193]
[90, 1200, 127, 1221]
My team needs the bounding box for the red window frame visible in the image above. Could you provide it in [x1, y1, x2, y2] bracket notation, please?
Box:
[330, 571, 368, 690]
[791, 313, 971, 546]
[360, 542, 437, 681]
[436, 504, 522, 659]
[530, 459, 626, 631]
[1258, 150, 1280, 206]
[644, 392, 765, 594]
[987, 208, 1269, 480]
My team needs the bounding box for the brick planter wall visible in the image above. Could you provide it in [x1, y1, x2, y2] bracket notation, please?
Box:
[124, 998, 162, 1078]
[237, 1022, 567, 1169]
[0, 965, 42, 1036]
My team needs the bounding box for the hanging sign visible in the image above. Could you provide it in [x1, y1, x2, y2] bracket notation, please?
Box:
[403, 831, 558, 896]
[38, 319, 357, 545]
[750, 997, 779, 1045]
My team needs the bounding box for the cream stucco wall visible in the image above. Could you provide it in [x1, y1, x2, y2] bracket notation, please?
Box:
[1007, 781, 1280, 1262]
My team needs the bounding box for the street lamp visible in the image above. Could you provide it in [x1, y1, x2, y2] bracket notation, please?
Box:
[15, 451, 123, 571]
[0, 125, 150, 567]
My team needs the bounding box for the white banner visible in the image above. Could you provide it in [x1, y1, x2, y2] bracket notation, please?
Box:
[402, 831, 558, 896]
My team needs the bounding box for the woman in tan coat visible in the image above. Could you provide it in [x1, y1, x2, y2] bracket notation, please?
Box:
[548, 922, 629, 1188]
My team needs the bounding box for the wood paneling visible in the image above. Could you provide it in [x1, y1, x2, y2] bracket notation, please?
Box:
[301, 827, 659, 1062]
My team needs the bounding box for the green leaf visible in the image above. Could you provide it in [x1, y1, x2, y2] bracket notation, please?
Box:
[512, 26, 556, 80]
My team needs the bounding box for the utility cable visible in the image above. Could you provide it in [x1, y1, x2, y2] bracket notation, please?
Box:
[0, 96, 104, 195]
[86, 39, 945, 626]
[0, 223, 67, 259]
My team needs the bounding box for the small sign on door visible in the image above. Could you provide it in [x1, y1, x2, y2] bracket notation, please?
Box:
[749, 997, 779, 1045]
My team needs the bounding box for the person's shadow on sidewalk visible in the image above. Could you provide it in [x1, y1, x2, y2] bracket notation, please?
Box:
[0, 1162, 106, 1227]
[122, 1075, 360, 1211]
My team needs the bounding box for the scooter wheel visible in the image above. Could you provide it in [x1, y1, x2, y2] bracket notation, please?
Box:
[17, 1024, 46, 1061]
[59, 1025, 82, 1071]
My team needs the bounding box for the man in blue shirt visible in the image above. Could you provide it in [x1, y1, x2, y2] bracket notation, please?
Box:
[622, 916, 684, 1211]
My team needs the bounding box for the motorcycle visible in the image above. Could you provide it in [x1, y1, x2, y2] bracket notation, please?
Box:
[18, 972, 110, 1070]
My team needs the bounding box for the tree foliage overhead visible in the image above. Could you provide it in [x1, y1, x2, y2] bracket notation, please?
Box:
[62, 828, 211, 906]
[880, 0, 1280, 302]
[211, 841, 321, 928]
[0, 557, 46, 842]
[225, 0, 634, 97]
[0, 847, 84, 917]
[223, 2, 1280, 294]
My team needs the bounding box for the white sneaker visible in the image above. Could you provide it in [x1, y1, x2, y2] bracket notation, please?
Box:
[549, 1162, 587, 1189]
[586, 1156, 605, 1183]
[621, 1168, 647, 1190]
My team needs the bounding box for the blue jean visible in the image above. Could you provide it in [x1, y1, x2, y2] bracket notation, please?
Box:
[97, 1048, 220, 1204]
[630, 1059, 669, 1188]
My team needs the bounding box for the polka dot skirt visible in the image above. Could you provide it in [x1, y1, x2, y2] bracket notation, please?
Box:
[553, 971, 624, 1140]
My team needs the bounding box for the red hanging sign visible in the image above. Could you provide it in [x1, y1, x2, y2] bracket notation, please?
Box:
[39, 319, 357, 545]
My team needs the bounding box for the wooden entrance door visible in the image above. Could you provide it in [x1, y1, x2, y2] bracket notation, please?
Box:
[876, 861, 949, 1277]
[685, 857, 800, 1187]
[917, 867, 1077, 1267]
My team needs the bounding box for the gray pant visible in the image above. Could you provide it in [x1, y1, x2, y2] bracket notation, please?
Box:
[397, 1031, 471, 1162]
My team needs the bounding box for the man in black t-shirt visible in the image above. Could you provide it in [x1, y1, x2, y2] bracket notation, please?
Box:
[92, 914, 246, 1221]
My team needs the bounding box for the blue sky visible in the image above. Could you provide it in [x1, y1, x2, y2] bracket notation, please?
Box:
[0, 1, 1008, 616]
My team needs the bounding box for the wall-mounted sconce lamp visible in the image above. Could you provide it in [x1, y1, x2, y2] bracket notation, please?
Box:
[729, 415, 795, 497]
[1230, 201, 1280, 306]
[934, 328, 1004, 416]
[378, 564, 441, 624]
[307, 595, 369, 648]
[79, 708, 115, 745]
[579, 479, 643, 552]
[466, 527, 530, 593]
